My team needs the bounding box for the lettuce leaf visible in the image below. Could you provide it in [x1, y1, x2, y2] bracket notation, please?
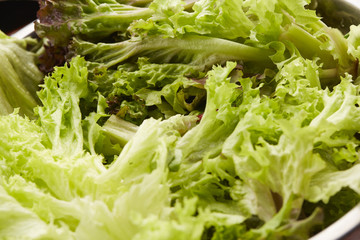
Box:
[0, 31, 43, 118]
[95, 58, 207, 122]
[36, 0, 154, 46]
[71, 35, 273, 70]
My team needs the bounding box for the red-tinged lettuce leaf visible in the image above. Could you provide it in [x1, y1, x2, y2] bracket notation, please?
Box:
[36, 0, 154, 46]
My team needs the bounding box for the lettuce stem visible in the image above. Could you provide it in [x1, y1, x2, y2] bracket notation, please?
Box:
[280, 24, 336, 68]
[74, 35, 274, 68]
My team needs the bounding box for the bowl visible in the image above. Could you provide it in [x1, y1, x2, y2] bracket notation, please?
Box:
[5, 1, 360, 239]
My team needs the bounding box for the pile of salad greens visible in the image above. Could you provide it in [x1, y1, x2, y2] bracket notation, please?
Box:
[2, 0, 360, 239]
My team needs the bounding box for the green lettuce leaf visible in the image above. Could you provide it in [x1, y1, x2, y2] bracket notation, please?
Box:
[35, 56, 92, 155]
[0, 31, 43, 118]
[71, 35, 273, 70]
